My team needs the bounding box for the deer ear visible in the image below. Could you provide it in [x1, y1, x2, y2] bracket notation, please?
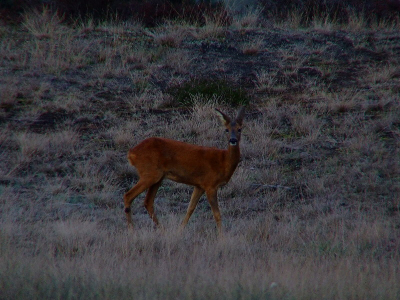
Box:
[215, 109, 231, 126]
[235, 106, 245, 126]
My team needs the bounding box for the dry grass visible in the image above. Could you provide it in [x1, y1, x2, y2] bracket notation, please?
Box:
[0, 7, 400, 300]
[148, 23, 188, 48]
[0, 216, 399, 299]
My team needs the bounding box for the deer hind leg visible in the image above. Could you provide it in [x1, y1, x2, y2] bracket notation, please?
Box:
[205, 188, 222, 235]
[123, 174, 162, 228]
[143, 179, 162, 226]
[181, 186, 204, 230]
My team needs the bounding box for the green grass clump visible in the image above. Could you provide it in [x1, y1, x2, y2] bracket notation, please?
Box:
[167, 79, 250, 107]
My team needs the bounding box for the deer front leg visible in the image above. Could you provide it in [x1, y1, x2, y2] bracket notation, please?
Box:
[181, 186, 204, 231]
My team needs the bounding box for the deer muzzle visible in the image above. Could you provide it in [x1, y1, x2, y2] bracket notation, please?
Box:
[229, 138, 238, 146]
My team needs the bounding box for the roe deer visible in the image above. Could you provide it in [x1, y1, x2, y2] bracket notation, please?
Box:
[123, 107, 245, 234]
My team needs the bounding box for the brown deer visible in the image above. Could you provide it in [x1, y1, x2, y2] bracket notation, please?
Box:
[123, 107, 245, 234]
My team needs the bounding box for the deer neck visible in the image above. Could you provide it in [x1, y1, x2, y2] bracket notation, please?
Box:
[226, 143, 240, 177]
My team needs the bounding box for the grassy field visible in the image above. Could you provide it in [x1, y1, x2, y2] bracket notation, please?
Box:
[1, 6, 400, 299]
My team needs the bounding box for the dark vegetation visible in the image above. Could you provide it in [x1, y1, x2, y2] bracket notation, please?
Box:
[260, 0, 400, 24]
[2, 0, 400, 26]
[0, 0, 228, 26]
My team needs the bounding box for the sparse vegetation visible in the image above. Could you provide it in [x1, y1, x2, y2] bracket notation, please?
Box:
[1, 1, 400, 299]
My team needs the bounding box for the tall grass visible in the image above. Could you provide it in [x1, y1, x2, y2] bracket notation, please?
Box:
[1, 214, 399, 299]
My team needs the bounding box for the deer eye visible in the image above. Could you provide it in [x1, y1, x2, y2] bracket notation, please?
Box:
[225, 129, 229, 133]
[238, 129, 241, 132]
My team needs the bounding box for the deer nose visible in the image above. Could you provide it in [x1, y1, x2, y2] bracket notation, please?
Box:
[229, 138, 238, 145]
